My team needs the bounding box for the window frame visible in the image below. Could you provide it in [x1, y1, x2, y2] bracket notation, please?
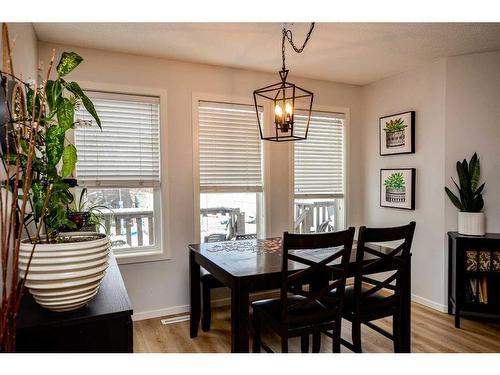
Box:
[192, 92, 271, 243]
[289, 104, 350, 232]
[74, 81, 170, 264]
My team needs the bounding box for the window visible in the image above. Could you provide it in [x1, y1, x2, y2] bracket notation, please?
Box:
[294, 110, 345, 234]
[75, 91, 162, 257]
[197, 100, 264, 242]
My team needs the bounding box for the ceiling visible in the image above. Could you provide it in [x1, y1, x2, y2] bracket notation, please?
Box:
[33, 23, 500, 85]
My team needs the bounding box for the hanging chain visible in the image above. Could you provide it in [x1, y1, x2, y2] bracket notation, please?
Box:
[281, 22, 315, 71]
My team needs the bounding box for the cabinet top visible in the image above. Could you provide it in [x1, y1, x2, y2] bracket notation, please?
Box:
[448, 232, 500, 240]
[16, 252, 132, 331]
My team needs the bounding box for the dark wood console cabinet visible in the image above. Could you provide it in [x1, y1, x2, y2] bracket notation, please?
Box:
[16, 253, 133, 352]
[448, 232, 500, 328]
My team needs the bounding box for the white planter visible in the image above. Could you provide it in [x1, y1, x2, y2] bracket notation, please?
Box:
[19, 232, 109, 312]
[458, 212, 485, 236]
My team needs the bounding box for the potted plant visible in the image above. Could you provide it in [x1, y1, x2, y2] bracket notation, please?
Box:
[15, 51, 111, 312]
[67, 187, 109, 232]
[445, 153, 485, 236]
[384, 118, 407, 148]
[384, 172, 406, 203]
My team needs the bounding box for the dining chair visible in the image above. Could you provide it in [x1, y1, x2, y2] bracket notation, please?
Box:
[329, 221, 416, 353]
[201, 233, 257, 332]
[252, 227, 355, 353]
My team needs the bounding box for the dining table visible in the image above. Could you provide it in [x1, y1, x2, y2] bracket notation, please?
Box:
[188, 237, 411, 353]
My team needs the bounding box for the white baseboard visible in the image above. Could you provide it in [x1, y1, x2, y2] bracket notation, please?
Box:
[411, 293, 447, 312]
[133, 292, 447, 321]
[132, 291, 276, 321]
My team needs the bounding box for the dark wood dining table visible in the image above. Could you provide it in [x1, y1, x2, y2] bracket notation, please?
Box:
[189, 237, 411, 353]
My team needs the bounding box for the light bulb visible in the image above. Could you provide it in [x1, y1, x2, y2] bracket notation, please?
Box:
[285, 102, 293, 115]
[274, 104, 283, 117]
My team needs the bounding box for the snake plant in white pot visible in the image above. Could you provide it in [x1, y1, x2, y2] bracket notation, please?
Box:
[445, 153, 486, 236]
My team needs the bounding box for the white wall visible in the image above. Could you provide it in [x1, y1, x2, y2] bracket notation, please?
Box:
[3, 23, 38, 82]
[445, 51, 500, 234]
[359, 51, 500, 311]
[360, 61, 448, 311]
[38, 42, 363, 316]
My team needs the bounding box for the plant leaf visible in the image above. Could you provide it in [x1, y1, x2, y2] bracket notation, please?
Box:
[45, 79, 62, 113]
[63, 81, 101, 128]
[61, 144, 77, 178]
[474, 182, 485, 196]
[46, 125, 66, 168]
[445, 187, 464, 211]
[56, 97, 75, 131]
[56, 52, 83, 77]
[456, 161, 471, 210]
[470, 153, 480, 191]
[27, 88, 41, 119]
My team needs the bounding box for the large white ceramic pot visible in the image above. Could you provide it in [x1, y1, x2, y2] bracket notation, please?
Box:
[458, 212, 485, 236]
[19, 232, 109, 312]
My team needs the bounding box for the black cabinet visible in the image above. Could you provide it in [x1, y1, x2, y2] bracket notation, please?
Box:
[16, 253, 133, 352]
[448, 232, 500, 328]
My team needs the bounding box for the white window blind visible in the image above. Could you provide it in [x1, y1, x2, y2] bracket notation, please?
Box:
[198, 101, 263, 192]
[294, 110, 345, 196]
[74, 91, 160, 188]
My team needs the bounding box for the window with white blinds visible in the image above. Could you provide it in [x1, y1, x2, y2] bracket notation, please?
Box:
[74, 91, 160, 187]
[198, 101, 263, 192]
[294, 110, 345, 196]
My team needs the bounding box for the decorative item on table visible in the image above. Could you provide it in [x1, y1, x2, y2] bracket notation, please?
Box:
[379, 111, 415, 155]
[465, 250, 478, 271]
[10, 48, 107, 313]
[444, 152, 486, 236]
[492, 252, 500, 272]
[253, 23, 315, 142]
[479, 251, 491, 272]
[66, 187, 109, 232]
[380, 168, 416, 210]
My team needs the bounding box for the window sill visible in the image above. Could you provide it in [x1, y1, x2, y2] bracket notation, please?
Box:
[113, 248, 171, 265]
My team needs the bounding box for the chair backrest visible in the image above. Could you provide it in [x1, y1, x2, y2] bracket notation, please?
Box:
[353, 221, 416, 311]
[204, 233, 227, 243]
[280, 227, 355, 324]
[235, 233, 257, 240]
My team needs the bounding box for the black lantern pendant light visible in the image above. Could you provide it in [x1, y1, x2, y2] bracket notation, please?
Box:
[253, 23, 315, 142]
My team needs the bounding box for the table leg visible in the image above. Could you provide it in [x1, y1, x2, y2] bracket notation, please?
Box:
[231, 279, 250, 353]
[189, 250, 201, 338]
[400, 256, 411, 352]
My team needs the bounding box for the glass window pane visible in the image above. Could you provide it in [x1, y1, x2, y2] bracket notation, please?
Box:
[81, 187, 156, 250]
[294, 198, 344, 234]
[200, 192, 259, 242]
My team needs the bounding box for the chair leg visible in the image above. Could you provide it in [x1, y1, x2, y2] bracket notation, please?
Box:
[300, 335, 309, 353]
[201, 283, 211, 332]
[393, 313, 401, 353]
[351, 320, 362, 353]
[332, 326, 341, 353]
[281, 335, 289, 353]
[312, 332, 321, 353]
[252, 313, 261, 353]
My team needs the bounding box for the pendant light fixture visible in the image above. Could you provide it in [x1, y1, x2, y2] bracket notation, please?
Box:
[253, 23, 315, 142]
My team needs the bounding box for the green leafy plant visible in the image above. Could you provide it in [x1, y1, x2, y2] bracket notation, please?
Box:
[445, 153, 485, 212]
[18, 52, 101, 242]
[384, 172, 405, 189]
[69, 188, 110, 231]
[384, 118, 407, 133]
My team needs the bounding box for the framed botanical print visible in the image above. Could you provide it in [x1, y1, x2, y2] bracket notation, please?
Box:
[380, 168, 416, 210]
[379, 111, 415, 155]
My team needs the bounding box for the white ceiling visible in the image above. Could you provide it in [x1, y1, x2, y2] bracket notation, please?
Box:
[33, 22, 500, 85]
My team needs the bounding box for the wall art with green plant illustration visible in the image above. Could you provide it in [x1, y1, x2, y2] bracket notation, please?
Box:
[380, 168, 415, 210]
[379, 111, 415, 155]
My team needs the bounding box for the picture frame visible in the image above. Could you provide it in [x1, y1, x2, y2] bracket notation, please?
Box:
[379, 111, 415, 156]
[380, 168, 416, 210]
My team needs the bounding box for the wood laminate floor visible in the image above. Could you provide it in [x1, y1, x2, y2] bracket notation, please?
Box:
[133, 302, 500, 353]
